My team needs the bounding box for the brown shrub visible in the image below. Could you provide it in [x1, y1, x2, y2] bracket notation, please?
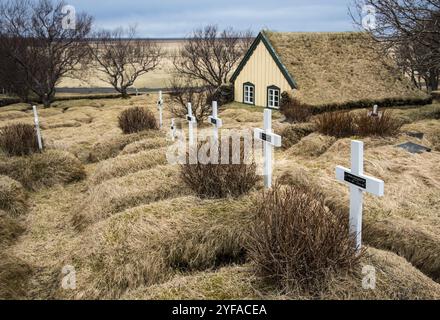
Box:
[356, 111, 403, 137]
[180, 141, 259, 198]
[118, 107, 158, 134]
[247, 184, 361, 293]
[315, 111, 356, 138]
[0, 123, 40, 156]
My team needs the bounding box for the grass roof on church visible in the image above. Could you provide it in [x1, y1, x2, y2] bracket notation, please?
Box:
[264, 31, 430, 107]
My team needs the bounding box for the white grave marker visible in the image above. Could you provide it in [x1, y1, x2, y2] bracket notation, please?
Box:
[157, 90, 163, 129]
[32, 105, 43, 150]
[186, 103, 197, 146]
[254, 109, 281, 189]
[170, 118, 176, 141]
[207, 101, 222, 143]
[336, 140, 384, 252]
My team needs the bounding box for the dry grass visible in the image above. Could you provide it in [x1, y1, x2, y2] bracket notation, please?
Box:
[88, 130, 162, 163]
[90, 148, 168, 185]
[0, 252, 33, 299]
[0, 175, 27, 216]
[0, 210, 25, 248]
[73, 165, 191, 228]
[265, 31, 429, 106]
[279, 123, 315, 149]
[288, 133, 336, 157]
[120, 137, 170, 155]
[122, 247, 440, 300]
[0, 150, 86, 190]
[60, 196, 254, 299]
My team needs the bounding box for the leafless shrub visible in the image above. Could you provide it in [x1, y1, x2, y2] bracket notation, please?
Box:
[315, 111, 356, 138]
[356, 111, 403, 137]
[247, 183, 361, 293]
[118, 107, 158, 134]
[169, 76, 212, 122]
[0, 123, 40, 156]
[180, 141, 258, 198]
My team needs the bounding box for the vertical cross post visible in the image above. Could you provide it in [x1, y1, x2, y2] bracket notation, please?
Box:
[263, 109, 273, 188]
[170, 118, 176, 141]
[32, 105, 43, 151]
[349, 140, 364, 251]
[186, 103, 196, 146]
[208, 101, 222, 144]
[157, 90, 163, 129]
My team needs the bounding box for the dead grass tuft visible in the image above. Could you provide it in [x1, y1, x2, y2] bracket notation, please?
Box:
[0, 211, 25, 248]
[0, 150, 86, 190]
[120, 137, 170, 155]
[0, 123, 40, 156]
[0, 175, 27, 216]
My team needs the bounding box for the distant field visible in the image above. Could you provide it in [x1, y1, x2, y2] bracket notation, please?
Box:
[57, 39, 183, 89]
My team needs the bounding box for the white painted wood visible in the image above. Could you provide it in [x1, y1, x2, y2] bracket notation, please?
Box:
[207, 101, 222, 143]
[254, 109, 282, 189]
[186, 103, 197, 146]
[335, 140, 385, 252]
[32, 105, 43, 150]
[157, 90, 163, 129]
[170, 118, 176, 141]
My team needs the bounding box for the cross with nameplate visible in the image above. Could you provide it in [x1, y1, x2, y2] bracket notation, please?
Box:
[207, 101, 222, 143]
[336, 140, 384, 252]
[186, 103, 197, 146]
[32, 105, 43, 150]
[254, 109, 281, 189]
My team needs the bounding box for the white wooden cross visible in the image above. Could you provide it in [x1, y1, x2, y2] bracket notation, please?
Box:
[157, 90, 163, 129]
[32, 105, 43, 150]
[336, 140, 384, 252]
[254, 109, 281, 189]
[186, 102, 197, 146]
[170, 118, 176, 141]
[207, 101, 222, 143]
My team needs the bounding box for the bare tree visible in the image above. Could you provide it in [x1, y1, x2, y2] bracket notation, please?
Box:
[89, 26, 161, 98]
[169, 75, 212, 122]
[173, 25, 253, 91]
[351, 0, 440, 91]
[0, 0, 93, 107]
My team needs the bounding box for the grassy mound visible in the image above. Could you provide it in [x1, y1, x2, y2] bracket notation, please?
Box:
[0, 211, 25, 248]
[0, 150, 86, 190]
[74, 165, 190, 228]
[122, 265, 260, 300]
[90, 148, 168, 185]
[121, 247, 440, 300]
[0, 176, 27, 216]
[88, 130, 162, 163]
[63, 196, 254, 299]
[0, 253, 33, 299]
[288, 133, 336, 157]
[120, 137, 170, 155]
[364, 217, 440, 282]
[279, 123, 315, 149]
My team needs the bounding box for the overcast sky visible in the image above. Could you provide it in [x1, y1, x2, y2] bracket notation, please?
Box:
[67, 0, 355, 38]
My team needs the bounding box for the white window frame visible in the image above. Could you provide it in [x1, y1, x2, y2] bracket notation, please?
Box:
[243, 83, 255, 105]
[267, 86, 280, 109]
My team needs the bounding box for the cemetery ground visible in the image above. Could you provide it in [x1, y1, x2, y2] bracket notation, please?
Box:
[1, 94, 440, 300]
